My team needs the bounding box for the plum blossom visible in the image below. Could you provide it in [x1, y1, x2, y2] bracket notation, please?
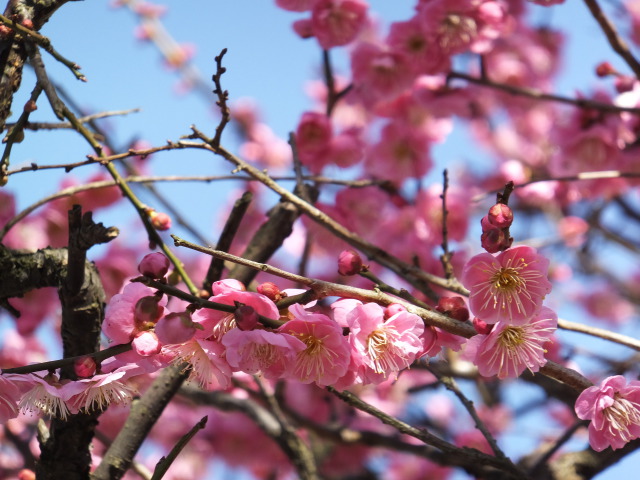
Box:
[311, 0, 368, 49]
[461, 245, 552, 325]
[0, 375, 21, 422]
[279, 304, 350, 386]
[462, 307, 557, 379]
[14, 373, 85, 420]
[164, 338, 232, 389]
[575, 375, 640, 451]
[346, 302, 424, 384]
[68, 366, 138, 413]
[221, 329, 306, 379]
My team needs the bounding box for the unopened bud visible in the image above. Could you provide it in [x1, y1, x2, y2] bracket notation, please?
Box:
[384, 303, 406, 319]
[487, 203, 513, 229]
[257, 282, 283, 302]
[481, 227, 511, 254]
[338, 249, 363, 276]
[18, 469, 36, 480]
[20, 18, 34, 30]
[23, 100, 37, 113]
[138, 252, 170, 279]
[149, 210, 172, 231]
[134, 296, 164, 329]
[595, 61, 616, 78]
[436, 296, 469, 322]
[234, 305, 259, 331]
[473, 317, 493, 335]
[74, 356, 97, 378]
[155, 311, 197, 344]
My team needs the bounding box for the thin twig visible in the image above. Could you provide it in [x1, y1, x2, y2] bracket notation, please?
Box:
[582, 0, 640, 79]
[439, 169, 455, 280]
[558, 318, 640, 351]
[150, 416, 208, 480]
[211, 48, 230, 148]
[448, 71, 640, 114]
[0, 13, 86, 81]
[4, 108, 140, 132]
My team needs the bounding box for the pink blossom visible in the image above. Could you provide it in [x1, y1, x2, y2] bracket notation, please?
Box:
[138, 252, 170, 279]
[278, 304, 350, 386]
[575, 375, 640, 451]
[155, 311, 198, 344]
[163, 338, 232, 389]
[68, 366, 138, 413]
[387, 17, 450, 75]
[461, 245, 552, 325]
[222, 329, 306, 379]
[132, 330, 162, 356]
[462, 307, 558, 379]
[295, 111, 333, 173]
[276, 0, 317, 12]
[365, 122, 432, 183]
[0, 375, 21, 422]
[311, 0, 368, 49]
[346, 302, 424, 384]
[103, 282, 167, 345]
[14, 373, 85, 420]
[351, 42, 414, 108]
[193, 289, 279, 341]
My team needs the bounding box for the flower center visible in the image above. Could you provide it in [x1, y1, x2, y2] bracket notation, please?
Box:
[603, 395, 640, 440]
[491, 267, 524, 292]
[498, 326, 525, 348]
[254, 343, 278, 367]
[439, 14, 477, 50]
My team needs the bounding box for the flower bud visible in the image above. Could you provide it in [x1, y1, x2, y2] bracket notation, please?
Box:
[138, 252, 170, 279]
[23, 99, 37, 113]
[338, 249, 363, 276]
[481, 227, 511, 253]
[18, 470, 36, 480]
[595, 61, 616, 77]
[257, 282, 283, 302]
[473, 317, 493, 335]
[436, 296, 469, 322]
[132, 330, 162, 356]
[384, 303, 406, 319]
[487, 203, 513, 229]
[74, 356, 97, 378]
[155, 311, 197, 344]
[134, 296, 164, 329]
[149, 210, 172, 231]
[234, 305, 260, 331]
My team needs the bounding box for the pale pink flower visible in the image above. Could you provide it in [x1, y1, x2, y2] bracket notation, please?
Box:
[14, 373, 85, 420]
[68, 366, 138, 413]
[222, 329, 306, 379]
[163, 338, 232, 389]
[575, 375, 640, 451]
[347, 302, 424, 384]
[387, 17, 450, 75]
[462, 307, 557, 379]
[311, 0, 368, 49]
[0, 375, 21, 422]
[461, 245, 552, 325]
[278, 304, 350, 386]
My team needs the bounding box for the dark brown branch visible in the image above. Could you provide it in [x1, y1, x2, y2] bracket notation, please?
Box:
[202, 190, 253, 295]
[211, 48, 230, 148]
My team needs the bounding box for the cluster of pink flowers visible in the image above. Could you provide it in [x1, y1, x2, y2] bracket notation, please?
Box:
[461, 200, 556, 380]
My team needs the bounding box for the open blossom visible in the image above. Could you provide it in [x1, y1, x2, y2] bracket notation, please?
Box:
[68, 366, 138, 413]
[461, 245, 552, 325]
[575, 375, 640, 452]
[347, 302, 424, 384]
[164, 338, 232, 389]
[0, 375, 22, 422]
[462, 307, 557, 379]
[279, 304, 350, 386]
[13, 373, 85, 420]
[222, 329, 306, 379]
[311, 0, 368, 49]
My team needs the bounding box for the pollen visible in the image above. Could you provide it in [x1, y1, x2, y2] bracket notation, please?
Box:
[498, 326, 526, 348]
[491, 267, 525, 291]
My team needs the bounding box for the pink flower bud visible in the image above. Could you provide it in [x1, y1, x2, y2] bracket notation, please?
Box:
[257, 282, 283, 302]
[132, 330, 162, 356]
[138, 252, 170, 278]
[293, 18, 314, 39]
[472, 317, 493, 335]
[74, 356, 97, 378]
[481, 227, 511, 254]
[155, 311, 197, 344]
[384, 303, 406, 319]
[487, 203, 513, 229]
[436, 296, 469, 322]
[338, 249, 363, 276]
[149, 210, 172, 231]
[134, 296, 164, 329]
[595, 61, 616, 77]
[234, 305, 260, 331]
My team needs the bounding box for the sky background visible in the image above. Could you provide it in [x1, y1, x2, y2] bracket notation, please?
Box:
[2, 1, 640, 478]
